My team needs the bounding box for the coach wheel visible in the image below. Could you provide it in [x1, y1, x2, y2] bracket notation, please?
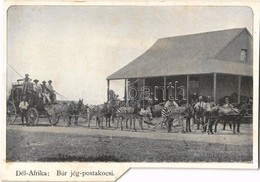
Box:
[48, 114, 60, 126]
[28, 107, 39, 126]
[7, 101, 17, 125]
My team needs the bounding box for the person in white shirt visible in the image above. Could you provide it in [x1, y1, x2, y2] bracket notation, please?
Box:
[46, 80, 56, 102]
[164, 97, 179, 133]
[41, 81, 51, 104]
[33, 79, 42, 98]
[223, 97, 233, 109]
[164, 97, 179, 108]
[19, 96, 29, 126]
[204, 96, 216, 134]
[194, 96, 206, 131]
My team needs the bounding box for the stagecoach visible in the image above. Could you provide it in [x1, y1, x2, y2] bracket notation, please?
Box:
[6, 80, 60, 126]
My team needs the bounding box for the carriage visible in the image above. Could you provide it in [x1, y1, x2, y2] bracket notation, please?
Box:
[6, 80, 60, 126]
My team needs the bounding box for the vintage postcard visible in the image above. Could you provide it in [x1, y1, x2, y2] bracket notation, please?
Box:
[1, 0, 259, 181]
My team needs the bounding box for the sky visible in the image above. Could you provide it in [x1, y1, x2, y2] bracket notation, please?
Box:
[7, 6, 252, 104]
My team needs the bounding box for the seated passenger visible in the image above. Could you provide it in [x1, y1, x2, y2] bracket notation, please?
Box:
[46, 80, 56, 102]
[33, 79, 42, 98]
[41, 81, 51, 104]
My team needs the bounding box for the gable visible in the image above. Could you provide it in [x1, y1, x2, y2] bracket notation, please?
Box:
[215, 29, 253, 65]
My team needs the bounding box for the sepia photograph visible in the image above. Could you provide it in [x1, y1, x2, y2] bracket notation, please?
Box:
[4, 4, 256, 166]
[2, 1, 260, 181]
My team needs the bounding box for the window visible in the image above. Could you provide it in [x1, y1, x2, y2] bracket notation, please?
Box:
[241, 49, 247, 61]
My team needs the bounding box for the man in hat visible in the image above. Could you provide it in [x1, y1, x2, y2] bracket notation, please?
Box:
[164, 96, 178, 108]
[46, 80, 56, 102]
[41, 81, 51, 104]
[194, 96, 206, 131]
[19, 96, 29, 126]
[17, 74, 30, 92]
[33, 79, 42, 98]
[223, 97, 233, 109]
[204, 96, 216, 134]
[164, 97, 179, 133]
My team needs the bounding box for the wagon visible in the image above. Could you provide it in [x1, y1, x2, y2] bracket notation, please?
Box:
[6, 80, 60, 126]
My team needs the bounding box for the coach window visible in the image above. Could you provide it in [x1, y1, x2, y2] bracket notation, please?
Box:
[241, 49, 247, 62]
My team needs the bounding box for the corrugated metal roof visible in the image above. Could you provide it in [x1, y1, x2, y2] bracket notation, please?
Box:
[107, 28, 252, 80]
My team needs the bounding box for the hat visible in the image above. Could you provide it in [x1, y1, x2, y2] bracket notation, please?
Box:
[42, 81, 46, 83]
[34, 79, 39, 82]
[25, 74, 29, 76]
[48, 80, 52, 83]
[225, 97, 229, 100]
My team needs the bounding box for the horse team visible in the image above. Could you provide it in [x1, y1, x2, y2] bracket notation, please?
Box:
[50, 98, 250, 135]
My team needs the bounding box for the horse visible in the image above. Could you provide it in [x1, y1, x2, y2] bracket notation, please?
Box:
[212, 103, 248, 134]
[108, 99, 125, 123]
[87, 103, 110, 129]
[116, 100, 142, 131]
[67, 99, 84, 126]
[57, 99, 84, 126]
[103, 102, 113, 127]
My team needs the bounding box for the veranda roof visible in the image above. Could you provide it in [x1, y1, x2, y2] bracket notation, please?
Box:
[107, 28, 252, 80]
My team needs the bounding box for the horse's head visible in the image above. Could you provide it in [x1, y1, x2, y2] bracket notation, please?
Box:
[77, 98, 84, 111]
[103, 102, 109, 109]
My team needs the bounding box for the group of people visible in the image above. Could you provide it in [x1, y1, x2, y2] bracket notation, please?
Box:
[163, 95, 234, 133]
[18, 74, 57, 126]
[19, 74, 57, 104]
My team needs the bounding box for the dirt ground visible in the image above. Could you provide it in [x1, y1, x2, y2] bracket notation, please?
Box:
[6, 117, 253, 162]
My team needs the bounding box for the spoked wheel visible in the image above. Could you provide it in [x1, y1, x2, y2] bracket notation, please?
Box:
[7, 101, 17, 125]
[28, 107, 39, 126]
[48, 114, 60, 126]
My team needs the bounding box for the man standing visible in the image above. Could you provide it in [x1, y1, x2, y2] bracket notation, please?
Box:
[147, 92, 155, 117]
[17, 74, 31, 94]
[205, 96, 216, 134]
[19, 96, 29, 126]
[194, 96, 206, 131]
[46, 80, 56, 103]
[164, 97, 179, 133]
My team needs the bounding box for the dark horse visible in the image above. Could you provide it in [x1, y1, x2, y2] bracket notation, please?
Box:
[103, 102, 113, 127]
[211, 103, 248, 134]
[88, 103, 111, 129]
[62, 99, 84, 126]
